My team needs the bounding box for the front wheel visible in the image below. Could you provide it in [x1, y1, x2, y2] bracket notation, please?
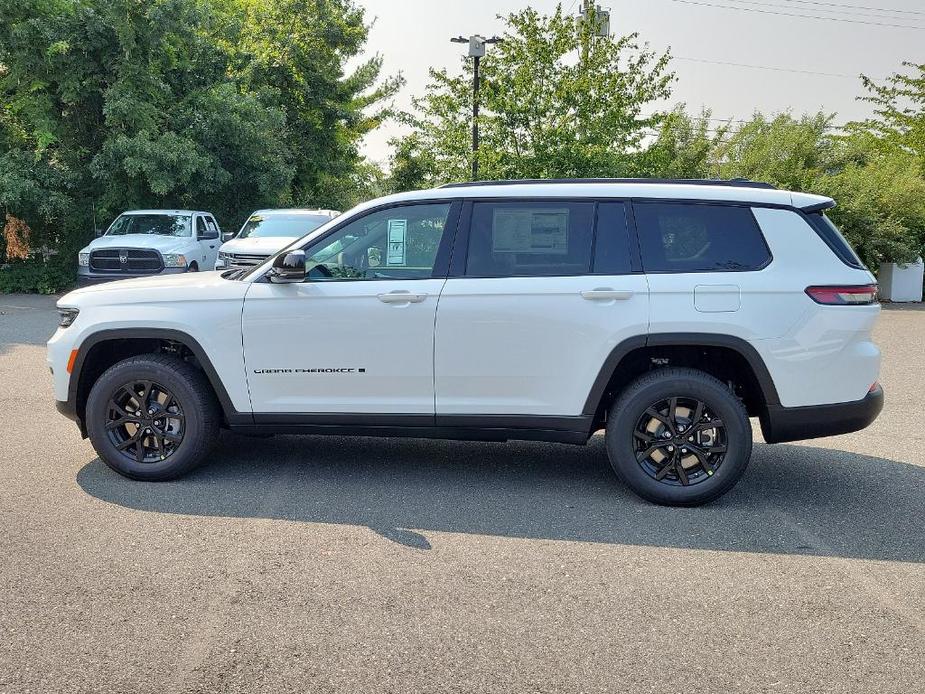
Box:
[605, 367, 752, 506]
[85, 354, 220, 481]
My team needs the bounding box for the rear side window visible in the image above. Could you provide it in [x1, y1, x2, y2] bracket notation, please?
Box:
[635, 202, 771, 272]
[807, 212, 865, 269]
[466, 201, 594, 277]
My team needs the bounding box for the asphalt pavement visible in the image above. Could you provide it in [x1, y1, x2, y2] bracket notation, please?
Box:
[0, 294, 922, 693]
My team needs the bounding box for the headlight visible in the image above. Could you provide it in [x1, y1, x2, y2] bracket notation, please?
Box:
[58, 308, 79, 328]
[163, 253, 187, 268]
[78, 252, 90, 267]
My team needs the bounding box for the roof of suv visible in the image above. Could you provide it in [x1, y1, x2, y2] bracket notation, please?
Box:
[365, 179, 833, 213]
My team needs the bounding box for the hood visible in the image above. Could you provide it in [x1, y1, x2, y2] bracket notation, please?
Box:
[83, 234, 193, 253]
[220, 236, 296, 255]
[58, 270, 246, 309]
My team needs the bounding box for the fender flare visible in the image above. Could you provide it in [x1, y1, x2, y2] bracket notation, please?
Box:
[582, 333, 781, 416]
[68, 328, 249, 428]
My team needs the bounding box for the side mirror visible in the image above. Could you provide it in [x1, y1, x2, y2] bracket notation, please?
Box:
[269, 250, 306, 283]
[94, 228, 103, 238]
[222, 231, 236, 242]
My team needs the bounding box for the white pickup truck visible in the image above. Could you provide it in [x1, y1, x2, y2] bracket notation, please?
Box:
[77, 210, 222, 286]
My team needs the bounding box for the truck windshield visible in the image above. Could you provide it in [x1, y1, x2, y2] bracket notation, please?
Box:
[238, 214, 331, 239]
[106, 214, 192, 238]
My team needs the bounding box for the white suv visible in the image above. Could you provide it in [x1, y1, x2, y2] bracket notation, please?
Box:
[214, 208, 340, 271]
[77, 210, 222, 286]
[49, 179, 883, 506]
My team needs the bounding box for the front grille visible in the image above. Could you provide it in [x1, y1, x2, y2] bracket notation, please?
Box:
[89, 249, 163, 274]
[223, 252, 270, 268]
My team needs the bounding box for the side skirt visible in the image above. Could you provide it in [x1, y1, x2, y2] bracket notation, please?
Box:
[231, 413, 594, 445]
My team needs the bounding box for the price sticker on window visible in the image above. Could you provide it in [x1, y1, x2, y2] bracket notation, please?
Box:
[387, 219, 407, 265]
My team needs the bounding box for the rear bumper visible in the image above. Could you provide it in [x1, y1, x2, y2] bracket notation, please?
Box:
[761, 384, 884, 444]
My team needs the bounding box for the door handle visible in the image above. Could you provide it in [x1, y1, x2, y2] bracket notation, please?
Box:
[580, 288, 633, 301]
[377, 290, 428, 304]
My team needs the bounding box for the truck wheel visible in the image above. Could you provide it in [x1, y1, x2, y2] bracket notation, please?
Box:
[85, 354, 220, 481]
[605, 367, 752, 506]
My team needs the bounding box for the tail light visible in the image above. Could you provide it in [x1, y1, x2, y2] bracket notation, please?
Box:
[805, 284, 878, 305]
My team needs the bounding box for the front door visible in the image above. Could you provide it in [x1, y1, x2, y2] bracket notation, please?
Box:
[242, 201, 458, 415]
[194, 215, 219, 270]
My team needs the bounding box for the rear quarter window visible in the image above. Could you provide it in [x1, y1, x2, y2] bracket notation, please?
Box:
[634, 202, 771, 273]
[806, 212, 866, 269]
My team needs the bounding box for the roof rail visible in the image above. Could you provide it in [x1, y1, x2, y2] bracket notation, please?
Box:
[439, 177, 777, 190]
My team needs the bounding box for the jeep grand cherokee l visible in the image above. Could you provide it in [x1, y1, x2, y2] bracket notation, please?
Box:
[48, 179, 883, 506]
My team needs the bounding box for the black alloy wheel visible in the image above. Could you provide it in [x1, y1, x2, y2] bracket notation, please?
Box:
[605, 367, 752, 506]
[632, 396, 728, 487]
[86, 354, 219, 481]
[105, 380, 185, 464]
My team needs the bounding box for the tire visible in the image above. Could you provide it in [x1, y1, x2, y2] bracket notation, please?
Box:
[86, 354, 220, 481]
[605, 367, 752, 506]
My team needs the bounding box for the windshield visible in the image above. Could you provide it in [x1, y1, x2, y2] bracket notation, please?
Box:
[238, 214, 332, 239]
[106, 214, 192, 238]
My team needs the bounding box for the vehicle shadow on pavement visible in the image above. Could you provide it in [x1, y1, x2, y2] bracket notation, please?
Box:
[77, 434, 925, 562]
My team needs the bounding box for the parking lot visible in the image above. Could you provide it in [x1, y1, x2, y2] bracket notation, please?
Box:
[0, 293, 922, 693]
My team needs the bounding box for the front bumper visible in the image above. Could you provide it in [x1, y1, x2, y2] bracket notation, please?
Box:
[77, 267, 188, 286]
[761, 384, 884, 444]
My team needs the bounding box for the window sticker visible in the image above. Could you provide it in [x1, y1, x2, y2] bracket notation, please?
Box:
[387, 219, 407, 265]
[492, 209, 569, 254]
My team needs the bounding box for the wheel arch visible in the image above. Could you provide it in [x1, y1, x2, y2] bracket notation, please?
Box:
[583, 333, 781, 426]
[69, 328, 245, 434]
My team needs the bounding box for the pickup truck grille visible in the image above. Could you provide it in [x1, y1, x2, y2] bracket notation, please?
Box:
[89, 249, 163, 274]
[223, 252, 270, 268]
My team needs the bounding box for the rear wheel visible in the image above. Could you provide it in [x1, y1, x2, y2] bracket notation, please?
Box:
[86, 354, 220, 480]
[605, 367, 752, 506]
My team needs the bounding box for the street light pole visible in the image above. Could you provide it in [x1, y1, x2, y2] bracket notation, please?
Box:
[451, 34, 503, 181]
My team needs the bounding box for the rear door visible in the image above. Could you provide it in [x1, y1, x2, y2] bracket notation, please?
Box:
[433, 199, 649, 423]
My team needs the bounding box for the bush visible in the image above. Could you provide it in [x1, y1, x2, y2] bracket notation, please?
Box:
[0, 254, 76, 294]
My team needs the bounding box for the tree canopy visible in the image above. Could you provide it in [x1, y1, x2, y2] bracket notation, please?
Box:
[2, 1, 924, 291]
[390, 6, 673, 187]
[0, 0, 399, 290]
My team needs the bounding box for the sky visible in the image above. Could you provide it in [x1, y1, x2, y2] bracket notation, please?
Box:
[354, 0, 924, 165]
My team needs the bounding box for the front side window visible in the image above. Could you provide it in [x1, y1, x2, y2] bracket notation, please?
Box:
[304, 203, 451, 281]
[106, 214, 192, 238]
[239, 214, 333, 239]
[635, 202, 771, 272]
[196, 216, 207, 237]
[465, 201, 594, 277]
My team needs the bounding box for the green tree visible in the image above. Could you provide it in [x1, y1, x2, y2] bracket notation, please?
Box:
[0, 0, 397, 291]
[220, 0, 402, 209]
[390, 4, 673, 189]
[853, 62, 925, 165]
[635, 107, 724, 179]
[712, 112, 835, 191]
